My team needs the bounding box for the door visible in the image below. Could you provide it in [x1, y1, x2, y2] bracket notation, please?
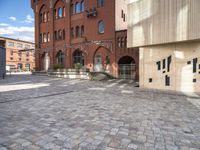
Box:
[94, 55, 103, 72]
[44, 53, 50, 71]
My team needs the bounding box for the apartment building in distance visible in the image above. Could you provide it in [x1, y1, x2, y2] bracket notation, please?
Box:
[0, 40, 6, 78]
[0, 37, 35, 71]
[31, 0, 139, 80]
[127, 0, 200, 93]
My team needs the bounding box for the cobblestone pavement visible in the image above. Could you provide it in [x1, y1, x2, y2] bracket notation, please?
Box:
[0, 74, 200, 150]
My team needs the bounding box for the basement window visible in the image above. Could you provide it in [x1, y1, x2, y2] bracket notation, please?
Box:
[165, 75, 170, 86]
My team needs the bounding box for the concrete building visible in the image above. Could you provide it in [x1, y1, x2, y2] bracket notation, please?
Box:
[0, 40, 6, 79]
[127, 0, 200, 93]
[31, 0, 139, 80]
[0, 37, 35, 72]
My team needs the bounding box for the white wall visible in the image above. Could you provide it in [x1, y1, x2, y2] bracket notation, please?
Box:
[127, 0, 200, 47]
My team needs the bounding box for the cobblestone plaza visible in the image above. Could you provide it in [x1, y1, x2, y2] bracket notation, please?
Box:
[0, 75, 200, 150]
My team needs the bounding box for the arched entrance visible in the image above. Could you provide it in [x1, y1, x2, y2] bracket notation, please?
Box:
[73, 49, 84, 67]
[56, 50, 65, 65]
[93, 47, 111, 72]
[118, 56, 136, 80]
[43, 53, 50, 71]
[94, 55, 103, 72]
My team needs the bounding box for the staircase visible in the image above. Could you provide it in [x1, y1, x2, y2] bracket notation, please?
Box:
[89, 72, 116, 81]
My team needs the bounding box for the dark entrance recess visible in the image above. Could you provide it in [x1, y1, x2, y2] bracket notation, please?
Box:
[118, 56, 136, 80]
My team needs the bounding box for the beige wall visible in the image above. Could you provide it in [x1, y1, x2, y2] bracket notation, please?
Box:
[127, 0, 200, 48]
[115, 0, 127, 31]
[140, 41, 200, 93]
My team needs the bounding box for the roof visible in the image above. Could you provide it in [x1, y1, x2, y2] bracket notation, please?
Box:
[0, 36, 35, 44]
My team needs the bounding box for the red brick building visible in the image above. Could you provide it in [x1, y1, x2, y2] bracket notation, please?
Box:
[31, 0, 138, 80]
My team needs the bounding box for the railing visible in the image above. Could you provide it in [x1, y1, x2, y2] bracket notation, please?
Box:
[118, 64, 136, 80]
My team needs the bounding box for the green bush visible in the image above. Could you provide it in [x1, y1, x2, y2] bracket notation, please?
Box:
[74, 63, 82, 69]
[53, 64, 65, 70]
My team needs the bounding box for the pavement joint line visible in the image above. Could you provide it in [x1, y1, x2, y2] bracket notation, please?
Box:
[0, 90, 74, 104]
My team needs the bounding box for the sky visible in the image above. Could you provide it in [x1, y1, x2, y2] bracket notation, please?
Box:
[0, 0, 35, 42]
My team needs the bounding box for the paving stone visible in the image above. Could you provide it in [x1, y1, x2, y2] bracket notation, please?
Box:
[0, 75, 200, 149]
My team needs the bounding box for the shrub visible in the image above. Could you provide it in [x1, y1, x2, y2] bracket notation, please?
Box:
[53, 64, 65, 70]
[74, 63, 82, 69]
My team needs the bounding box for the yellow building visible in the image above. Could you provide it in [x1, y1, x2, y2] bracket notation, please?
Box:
[127, 0, 200, 93]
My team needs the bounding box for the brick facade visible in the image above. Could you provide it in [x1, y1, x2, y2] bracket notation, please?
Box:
[31, 0, 139, 80]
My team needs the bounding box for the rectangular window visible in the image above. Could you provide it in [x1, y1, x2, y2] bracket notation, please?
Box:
[25, 44, 31, 49]
[167, 56, 172, 72]
[123, 14, 126, 22]
[17, 43, 23, 48]
[121, 10, 124, 18]
[156, 61, 161, 70]
[7, 42, 14, 47]
[165, 75, 170, 86]
[162, 59, 166, 69]
[149, 78, 152, 83]
[10, 49, 13, 55]
[193, 58, 198, 73]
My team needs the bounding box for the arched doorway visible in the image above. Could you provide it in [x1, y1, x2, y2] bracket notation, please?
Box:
[73, 49, 84, 67]
[118, 56, 136, 80]
[43, 53, 50, 71]
[93, 47, 111, 72]
[56, 50, 65, 65]
[94, 55, 103, 72]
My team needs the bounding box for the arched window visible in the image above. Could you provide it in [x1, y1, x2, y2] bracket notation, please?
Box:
[54, 31, 57, 40]
[73, 49, 84, 66]
[40, 33, 43, 43]
[117, 38, 121, 48]
[71, 4, 74, 15]
[58, 30, 62, 40]
[76, 26, 80, 37]
[121, 37, 124, 48]
[71, 28, 74, 38]
[47, 32, 50, 42]
[43, 33, 47, 42]
[125, 37, 127, 47]
[97, 0, 104, 7]
[43, 12, 47, 22]
[54, 9, 57, 19]
[75, 2, 81, 14]
[47, 12, 50, 21]
[40, 13, 43, 23]
[81, 26, 84, 37]
[56, 51, 64, 65]
[81, 1, 84, 12]
[58, 7, 62, 18]
[63, 7, 66, 17]
[98, 20, 105, 34]
[63, 29, 65, 39]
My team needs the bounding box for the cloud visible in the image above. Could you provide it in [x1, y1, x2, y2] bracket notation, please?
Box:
[25, 14, 34, 23]
[9, 16, 17, 21]
[0, 25, 35, 42]
[0, 23, 10, 27]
